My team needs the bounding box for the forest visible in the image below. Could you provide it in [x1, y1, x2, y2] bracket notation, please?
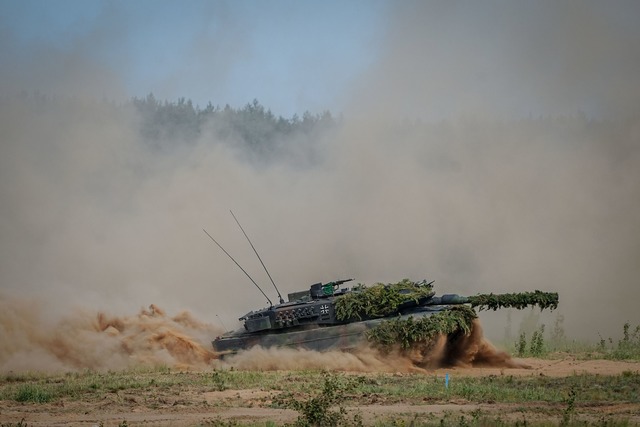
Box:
[131, 95, 337, 152]
[11, 91, 635, 166]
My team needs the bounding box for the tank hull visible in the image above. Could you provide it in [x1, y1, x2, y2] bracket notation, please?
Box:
[213, 306, 447, 356]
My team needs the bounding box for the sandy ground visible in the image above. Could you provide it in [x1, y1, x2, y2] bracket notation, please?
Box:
[433, 356, 640, 377]
[1, 357, 639, 426]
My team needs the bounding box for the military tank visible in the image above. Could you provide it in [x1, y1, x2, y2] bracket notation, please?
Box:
[212, 277, 558, 356]
[206, 213, 559, 357]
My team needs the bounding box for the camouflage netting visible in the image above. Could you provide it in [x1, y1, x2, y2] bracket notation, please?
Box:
[338, 279, 559, 351]
[366, 306, 477, 349]
[467, 290, 559, 311]
[335, 279, 559, 322]
[334, 279, 434, 321]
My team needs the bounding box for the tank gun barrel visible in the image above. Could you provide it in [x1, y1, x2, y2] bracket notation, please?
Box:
[425, 291, 559, 311]
[426, 294, 470, 305]
[465, 290, 559, 311]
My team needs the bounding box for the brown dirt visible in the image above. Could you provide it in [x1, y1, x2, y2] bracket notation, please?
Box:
[1, 358, 639, 426]
[432, 355, 640, 377]
[1, 304, 638, 425]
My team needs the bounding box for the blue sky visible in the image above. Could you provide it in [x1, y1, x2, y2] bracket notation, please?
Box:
[2, 1, 640, 119]
[1, 0, 385, 117]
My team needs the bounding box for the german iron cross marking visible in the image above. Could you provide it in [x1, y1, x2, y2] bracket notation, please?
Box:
[320, 304, 330, 314]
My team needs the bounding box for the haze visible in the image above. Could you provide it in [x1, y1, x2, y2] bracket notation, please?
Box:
[1, 1, 639, 370]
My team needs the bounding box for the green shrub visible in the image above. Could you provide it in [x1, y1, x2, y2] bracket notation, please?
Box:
[530, 324, 546, 357]
[14, 384, 52, 403]
[209, 370, 227, 391]
[275, 372, 362, 427]
[609, 322, 640, 360]
[516, 332, 527, 357]
[560, 387, 577, 427]
[1, 419, 30, 427]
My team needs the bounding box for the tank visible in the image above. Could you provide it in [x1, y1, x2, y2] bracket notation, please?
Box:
[212, 278, 559, 356]
[205, 214, 558, 357]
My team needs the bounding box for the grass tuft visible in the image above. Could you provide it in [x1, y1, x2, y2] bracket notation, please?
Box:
[14, 384, 52, 403]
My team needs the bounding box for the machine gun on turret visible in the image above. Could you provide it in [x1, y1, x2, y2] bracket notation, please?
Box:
[309, 278, 354, 298]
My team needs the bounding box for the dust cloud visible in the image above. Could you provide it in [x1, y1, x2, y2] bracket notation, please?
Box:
[217, 320, 521, 373]
[1, 1, 640, 374]
[0, 295, 220, 372]
[0, 289, 517, 373]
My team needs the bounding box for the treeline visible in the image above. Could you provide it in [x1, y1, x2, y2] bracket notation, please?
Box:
[7, 91, 339, 164]
[131, 94, 338, 154]
[8, 90, 637, 167]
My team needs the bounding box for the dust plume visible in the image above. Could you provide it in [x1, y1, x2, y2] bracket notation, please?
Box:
[335, 1, 640, 341]
[435, 320, 526, 369]
[0, 293, 221, 372]
[1, 288, 517, 373]
[216, 320, 520, 373]
[1, 1, 640, 376]
[215, 346, 398, 373]
[351, 1, 640, 120]
[391, 320, 526, 370]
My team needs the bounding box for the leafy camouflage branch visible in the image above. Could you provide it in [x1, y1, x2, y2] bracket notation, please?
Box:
[334, 279, 434, 321]
[467, 291, 559, 311]
[367, 306, 477, 349]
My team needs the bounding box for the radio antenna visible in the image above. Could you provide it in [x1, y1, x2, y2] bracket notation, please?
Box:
[230, 210, 285, 304]
[203, 228, 273, 307]
[216, 314, 228, 332]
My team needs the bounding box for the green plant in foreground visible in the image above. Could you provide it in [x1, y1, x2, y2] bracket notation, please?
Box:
[513, 324, 549, 357]
[14, 384, 52, 403]
[610, 322, 640, 360]
[1, 419, 30, 427]
[588, 322, 640, 360]
[530, 324, 546, 357]
[560, 387, 577, 427]
[516, 332, 527, 357]
[209, 370, 227, 391]
[274, 372, 362, 427]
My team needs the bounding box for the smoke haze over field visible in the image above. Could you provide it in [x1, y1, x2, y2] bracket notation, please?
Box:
[1, 1, 640, 371]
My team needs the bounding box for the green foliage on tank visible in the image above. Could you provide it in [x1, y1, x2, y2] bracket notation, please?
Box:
[467, 290, 559, 311]
[362, 288, 559, 351]
[334, 279, 434, 321]
[367, 306, 477, 349]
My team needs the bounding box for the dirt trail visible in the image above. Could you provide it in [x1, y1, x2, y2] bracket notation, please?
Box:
[2, 301, 639, 425]
[431, 356, 640, 378]
[1, 358, 639, 426]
